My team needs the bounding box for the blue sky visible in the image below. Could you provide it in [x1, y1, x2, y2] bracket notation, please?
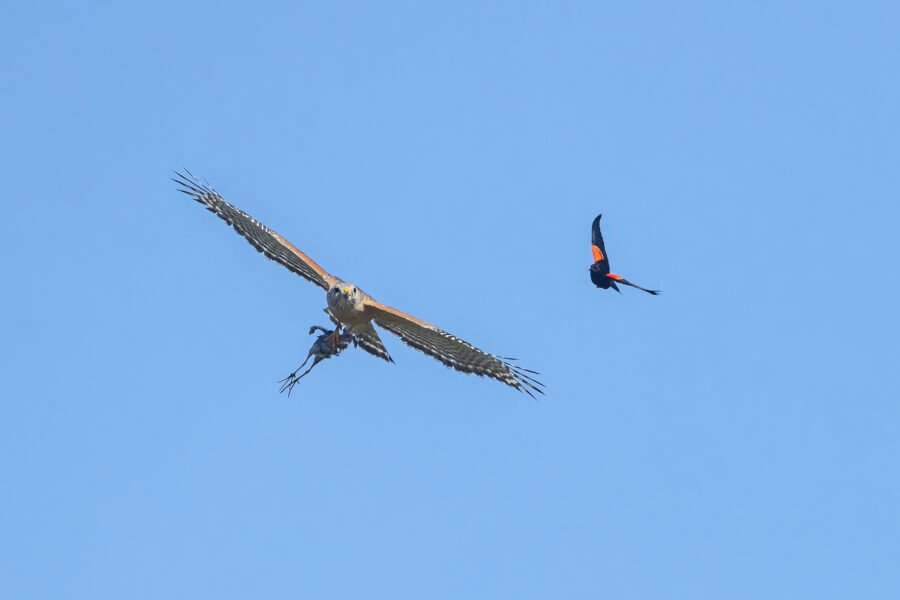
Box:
[1, 1, 898, 598]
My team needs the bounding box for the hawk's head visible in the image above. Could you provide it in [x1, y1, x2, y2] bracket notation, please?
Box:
[329, 282, 363, 307]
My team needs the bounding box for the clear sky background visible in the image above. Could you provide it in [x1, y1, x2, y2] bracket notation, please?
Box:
[1, 2, 898, 598]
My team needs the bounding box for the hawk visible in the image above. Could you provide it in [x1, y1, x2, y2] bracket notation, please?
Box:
[174, 171, 544, 398]
[589, 214, 661, 295]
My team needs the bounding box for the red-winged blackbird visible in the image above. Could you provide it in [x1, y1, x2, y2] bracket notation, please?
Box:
[589, 214, 660, 295]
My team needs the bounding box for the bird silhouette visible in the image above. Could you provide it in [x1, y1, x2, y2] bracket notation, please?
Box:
[589, 214, 660, 295]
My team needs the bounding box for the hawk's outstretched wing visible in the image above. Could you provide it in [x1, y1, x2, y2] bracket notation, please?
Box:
[365, 302, 544, 398]
[173, 170, 338, 291]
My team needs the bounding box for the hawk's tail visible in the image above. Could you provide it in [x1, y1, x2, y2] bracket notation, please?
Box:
[351, 322, 395, 364]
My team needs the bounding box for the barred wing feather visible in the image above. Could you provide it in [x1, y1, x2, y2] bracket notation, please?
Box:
[367, 302, 544, 398]
[173, 170, 337, 291]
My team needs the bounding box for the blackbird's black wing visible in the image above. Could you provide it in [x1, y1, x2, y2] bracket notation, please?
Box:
[590, 214, 610, 275]
[610, 274, 661, 296]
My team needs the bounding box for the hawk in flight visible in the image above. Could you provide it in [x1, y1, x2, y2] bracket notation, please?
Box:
[174, 171, 543, 398]
[589, 214, 661, 295]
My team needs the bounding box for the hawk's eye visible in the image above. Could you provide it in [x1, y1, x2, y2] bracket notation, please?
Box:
[352, 287, 357, 293]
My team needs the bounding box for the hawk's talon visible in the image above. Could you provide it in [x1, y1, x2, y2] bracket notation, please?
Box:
[329, 328, 343, 350]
